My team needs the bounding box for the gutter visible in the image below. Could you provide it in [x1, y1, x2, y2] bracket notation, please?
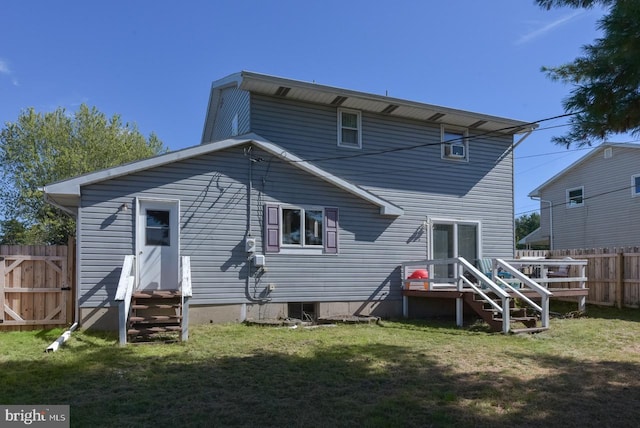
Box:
[41, 189, 81, 351]
[531, 197, 553, 250]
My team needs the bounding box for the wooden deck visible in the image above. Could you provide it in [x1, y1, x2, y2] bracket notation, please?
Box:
[403, 287, 589, 299]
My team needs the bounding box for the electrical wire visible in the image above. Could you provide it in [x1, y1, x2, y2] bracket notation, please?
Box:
[287, 112, 579, 164]
[515, 181, 638, 217]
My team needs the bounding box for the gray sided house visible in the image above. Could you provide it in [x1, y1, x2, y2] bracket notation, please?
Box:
[522, 143, 640, 250]
[44, 71, 535, 331]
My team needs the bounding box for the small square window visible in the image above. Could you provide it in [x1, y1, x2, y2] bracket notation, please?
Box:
[566, 187, 584, 208]
[338, 109, 362, 149]
[441, 126, 468, 161]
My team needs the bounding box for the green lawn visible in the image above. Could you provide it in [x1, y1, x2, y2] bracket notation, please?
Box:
[2, 303, 640, 427]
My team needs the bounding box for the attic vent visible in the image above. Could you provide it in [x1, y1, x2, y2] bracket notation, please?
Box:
[427, 113, 445, 122]
[331, 96, 348, 106]
[275, 86, 291, 97]
[604, 147, 612, 159]
[381, 104, 399, 114]
[469, 120, 488, 129]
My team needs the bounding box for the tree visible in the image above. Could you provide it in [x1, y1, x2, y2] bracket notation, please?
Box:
[536, 0, 640, 147]
[0, 104, 166, 244]
[515, 212, 541, 249]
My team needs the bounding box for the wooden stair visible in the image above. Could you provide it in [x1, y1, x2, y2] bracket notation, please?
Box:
[128, 290, 183, 342]
[463, 292, 546, 334]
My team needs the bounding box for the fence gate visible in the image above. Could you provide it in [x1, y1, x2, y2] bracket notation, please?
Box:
[1, 243, 74, 331]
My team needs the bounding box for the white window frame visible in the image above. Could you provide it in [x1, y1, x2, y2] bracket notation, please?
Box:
[566, 186, 584, 208]
[440, 125, 469, 162]
[632, 174, 640, 197]
[337, 108, 362, 149]
[280, 205, 325, 255]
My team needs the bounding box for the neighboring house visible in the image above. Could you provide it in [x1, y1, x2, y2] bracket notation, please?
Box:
[44, 71, 535, 330]
[521, 143, 640, 250]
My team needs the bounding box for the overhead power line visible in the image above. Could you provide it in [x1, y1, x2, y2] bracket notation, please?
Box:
[287, 112, 579, 164]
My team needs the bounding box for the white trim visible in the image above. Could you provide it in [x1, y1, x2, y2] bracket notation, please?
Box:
[43, 133, 403, 217]
[337, 108, 362, 149]
[440, 125, 469, 162]
[280, 205, 325, 249]
[529, 143, 640, 197]
[566, 186, 584, 208]
[135, 198, 181, 290]
[632, 174, 640, 197]
[427, 217, 482, 261]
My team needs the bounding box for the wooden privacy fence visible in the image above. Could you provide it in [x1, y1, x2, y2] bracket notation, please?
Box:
[1, 240, 75, 331]
[516, 248, 640, 309]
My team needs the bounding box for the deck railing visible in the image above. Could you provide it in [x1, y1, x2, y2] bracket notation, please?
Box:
[115, 255, 136, 346]
[494, 259, 553, 328]
[402, 257, 513, 333]
[402, 257, 557, 333]
[500, 258, 587, 311]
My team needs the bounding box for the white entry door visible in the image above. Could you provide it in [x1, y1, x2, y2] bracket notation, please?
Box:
[137, 199, 180, 290]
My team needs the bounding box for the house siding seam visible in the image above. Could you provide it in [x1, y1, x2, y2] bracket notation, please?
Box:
[249, 94, 515, 258]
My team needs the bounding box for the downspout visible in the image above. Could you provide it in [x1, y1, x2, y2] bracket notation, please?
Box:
[532, 197, 553, 250]
[42, 191, 80, 351]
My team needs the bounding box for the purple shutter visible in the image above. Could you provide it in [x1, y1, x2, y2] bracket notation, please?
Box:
[264, 204, 280, 253]
[324, 208, 339, 254]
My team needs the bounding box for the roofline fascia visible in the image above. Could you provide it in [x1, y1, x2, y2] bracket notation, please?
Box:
[44, 133, 403, 217]
[238, 71, 531, 134]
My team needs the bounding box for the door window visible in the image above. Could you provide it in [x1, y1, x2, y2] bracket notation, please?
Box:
[146, 210, 171, 246]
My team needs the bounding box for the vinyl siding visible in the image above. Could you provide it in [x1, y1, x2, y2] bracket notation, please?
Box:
[206, 86, 250, 142]
[78, 146, 414, 307]
[77, 93, 517, 309]
[250, 94, 516, 259]
[539, 146, 640, 249]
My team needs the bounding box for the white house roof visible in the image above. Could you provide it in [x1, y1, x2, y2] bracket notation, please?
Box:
[44, 133, 404, 217]
[528, 143, 640, 197]
[202, 71, 536, 144]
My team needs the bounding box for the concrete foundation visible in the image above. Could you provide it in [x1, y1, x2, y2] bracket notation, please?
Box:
[79, 299, 404, 331]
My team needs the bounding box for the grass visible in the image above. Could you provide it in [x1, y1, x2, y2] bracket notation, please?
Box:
[2, 303, 640, 427]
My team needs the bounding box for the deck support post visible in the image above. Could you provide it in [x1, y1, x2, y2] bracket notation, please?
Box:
[455, 297, 463, 327]
[402, 296, 408, 319]
[502, 296, 510, 334]
[541, 295, 550, 328]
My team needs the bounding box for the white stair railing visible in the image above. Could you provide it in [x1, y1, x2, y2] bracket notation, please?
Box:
[115, 255, 136, 346]
[494, 259, 553, 329]
[181, 256, 192, 341]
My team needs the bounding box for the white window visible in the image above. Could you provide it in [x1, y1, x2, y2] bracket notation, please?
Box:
[566, 187, 584, 208]
[265, 205, 339, 255]
[441, 126, 468, 161]
[338, 108, 362, 149]
[282, 207, 324, 247]
[632, 174, 640, 197]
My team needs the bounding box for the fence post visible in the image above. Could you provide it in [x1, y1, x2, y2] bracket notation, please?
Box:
[0, 256, 4, 323]
[616, 251, 624, 309]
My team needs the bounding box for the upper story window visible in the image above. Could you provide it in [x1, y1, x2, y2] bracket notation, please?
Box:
[441, 126, 469, 162]
[338, 108, 362, 149]
[566, 186, 584, 208]
[632, 174, 640, 197]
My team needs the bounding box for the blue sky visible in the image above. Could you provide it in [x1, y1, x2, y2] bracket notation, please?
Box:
[0, 1, 616, 216]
